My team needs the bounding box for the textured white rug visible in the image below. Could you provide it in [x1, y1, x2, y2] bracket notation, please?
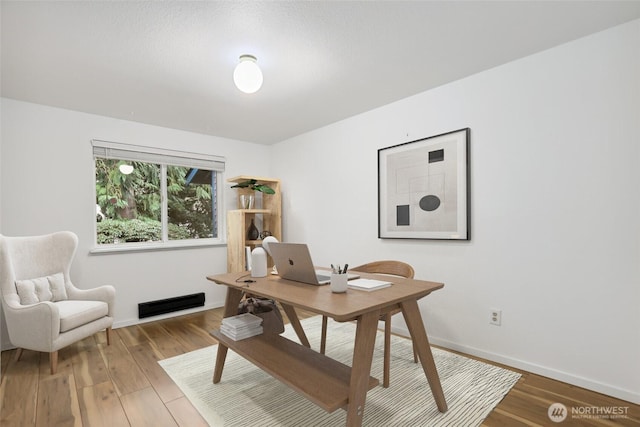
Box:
[159, 316, 520, 426]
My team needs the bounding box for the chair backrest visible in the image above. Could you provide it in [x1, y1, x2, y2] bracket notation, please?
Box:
[351, 260, 415, 279]
[0, 231, 78, 300]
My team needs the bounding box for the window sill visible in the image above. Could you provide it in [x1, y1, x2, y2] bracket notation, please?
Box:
[90, 239, 226, 254]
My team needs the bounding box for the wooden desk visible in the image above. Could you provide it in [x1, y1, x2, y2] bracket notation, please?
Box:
[207, 271, 447, 426]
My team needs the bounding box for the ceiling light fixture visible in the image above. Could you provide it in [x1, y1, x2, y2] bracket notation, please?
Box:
[119, 164, 134, 175]
[233, 54, 263, 94]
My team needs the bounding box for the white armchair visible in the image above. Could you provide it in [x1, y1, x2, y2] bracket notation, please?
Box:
[0, 231, 114, 374]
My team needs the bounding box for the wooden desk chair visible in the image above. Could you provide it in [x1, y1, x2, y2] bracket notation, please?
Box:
[320, 260, 417, 388]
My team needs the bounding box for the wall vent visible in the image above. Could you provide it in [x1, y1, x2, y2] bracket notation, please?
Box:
[138, 292, 205, 319]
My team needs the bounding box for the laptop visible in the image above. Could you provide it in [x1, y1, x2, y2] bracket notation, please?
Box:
[269, 242, 359, 285]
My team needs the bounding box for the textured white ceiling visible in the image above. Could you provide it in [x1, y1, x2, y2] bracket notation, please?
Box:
[2, 1, 640, 144]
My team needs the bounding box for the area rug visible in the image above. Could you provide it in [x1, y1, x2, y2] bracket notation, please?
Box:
[159, 316, 520, 426]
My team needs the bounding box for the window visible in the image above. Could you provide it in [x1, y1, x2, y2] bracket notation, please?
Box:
[92, 140, 225, 250]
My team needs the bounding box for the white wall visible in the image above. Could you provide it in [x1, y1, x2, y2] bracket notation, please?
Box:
[271, 20, 640, 403]
[0, 99, 273, 348]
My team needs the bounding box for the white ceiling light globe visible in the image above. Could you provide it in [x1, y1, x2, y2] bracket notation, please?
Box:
[233, 55, 263, 94]
[119, 164, 134, 175]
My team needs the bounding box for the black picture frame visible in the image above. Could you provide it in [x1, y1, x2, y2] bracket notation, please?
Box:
[378, 128, 470, 240]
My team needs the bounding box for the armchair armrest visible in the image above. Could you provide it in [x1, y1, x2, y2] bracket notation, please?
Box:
[67, 285, 115, 317]
[2, 300, 60, 352]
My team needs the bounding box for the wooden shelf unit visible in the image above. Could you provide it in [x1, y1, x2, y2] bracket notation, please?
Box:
[210, 330, 378, 412]
[226, 176, 282, 273]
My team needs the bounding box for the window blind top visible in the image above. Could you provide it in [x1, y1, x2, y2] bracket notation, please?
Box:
[92, 140, 225, 171]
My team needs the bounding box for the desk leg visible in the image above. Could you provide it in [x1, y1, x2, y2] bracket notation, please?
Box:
[401, 299, 448, 413]
[346, 310, 379, 427]
[212, 345, 228, 384]
[212, 287, 244, 383]
[280, 303, 311, 348]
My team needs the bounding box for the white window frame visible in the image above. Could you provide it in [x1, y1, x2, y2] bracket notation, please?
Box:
[91, 139, 226, 253]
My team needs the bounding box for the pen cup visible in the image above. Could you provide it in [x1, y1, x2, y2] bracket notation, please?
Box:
[330, 272, 348, 293]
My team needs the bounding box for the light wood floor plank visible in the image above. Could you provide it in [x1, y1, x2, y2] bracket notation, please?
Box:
[36, 373, 82, 427]
[120, 387, 178, 427]
[78, 381, 129, 427]
[38, 347, 74, 377]
[116, 325, 149, 347]
[72, 343, 110, 389]
[165, 396, 209, 427]
[523, 374, 640, 421]
[98, 334, 150, 396]
[483, 407, 543, 426]
[136, 323, 190, 359]
[166, 321, 218, 353]
[137, 322, 175, 341]
[128, 341, 184, 403]
[1, 350, 39, 426]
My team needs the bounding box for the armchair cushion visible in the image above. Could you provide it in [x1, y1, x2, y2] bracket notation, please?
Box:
[15, 273, 68, 305]
[48, 273, 69, 301]
[15, 277, 49, 304]
[56, 300, 109, 332]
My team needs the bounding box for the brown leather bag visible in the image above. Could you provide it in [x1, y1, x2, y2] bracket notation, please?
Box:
[237, 297, 285, 335]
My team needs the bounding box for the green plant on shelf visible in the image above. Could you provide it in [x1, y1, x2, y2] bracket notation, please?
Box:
[231, 179, 275, 194]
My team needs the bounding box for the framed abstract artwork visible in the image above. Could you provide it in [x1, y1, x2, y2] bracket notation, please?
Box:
[378, 128, 470, 240]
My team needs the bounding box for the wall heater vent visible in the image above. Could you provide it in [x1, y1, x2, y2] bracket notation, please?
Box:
[138, 292, 205, 319]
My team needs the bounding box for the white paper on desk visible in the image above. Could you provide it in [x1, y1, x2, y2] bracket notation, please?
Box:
[347, 278, 392, 291]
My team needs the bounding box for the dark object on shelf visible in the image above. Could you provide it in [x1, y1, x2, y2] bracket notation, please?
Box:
[237, 297, 284, 335]
[247, 219, 260, 240]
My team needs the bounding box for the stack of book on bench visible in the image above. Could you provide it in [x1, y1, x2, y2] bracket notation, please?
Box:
[220, 312, 264, 341]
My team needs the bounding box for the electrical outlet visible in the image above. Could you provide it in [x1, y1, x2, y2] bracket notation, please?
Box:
[490, 309, 502, 326]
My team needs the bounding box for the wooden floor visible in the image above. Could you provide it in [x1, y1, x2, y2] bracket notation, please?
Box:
[1, 307, 638, 426]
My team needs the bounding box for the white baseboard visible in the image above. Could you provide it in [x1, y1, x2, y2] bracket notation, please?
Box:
[391, 325, 640, 405]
